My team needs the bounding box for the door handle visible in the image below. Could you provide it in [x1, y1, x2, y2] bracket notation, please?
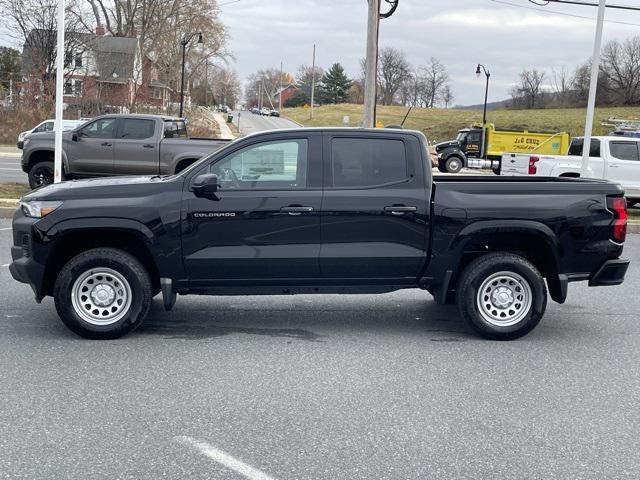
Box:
[143, 144, 155, 149]
[101, 142, 112, 147]
[280, 205, 314, 215]
[384, 205, 417, 215]
[609, 164, 620, 168]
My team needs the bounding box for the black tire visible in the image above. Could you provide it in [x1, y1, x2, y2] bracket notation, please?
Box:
[456, 253, 547, 340]
[445, 156, 464, 173]
[628, 200, 638, 208]
[437, 165, 448, 173]
[53, 248, 152, 339]
[28, 161, 54, 189]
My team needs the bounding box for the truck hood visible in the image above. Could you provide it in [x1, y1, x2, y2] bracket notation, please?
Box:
[22, 176, 168, 201]
[435, 140, 460, 152]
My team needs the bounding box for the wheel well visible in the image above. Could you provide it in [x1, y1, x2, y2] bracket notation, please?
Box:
[174, 158, 199, 174]
[454, 231, 560, 298]
[559, 172, 580, 178]
[42, 230, 160, 296]
[27, 150, 54, 171]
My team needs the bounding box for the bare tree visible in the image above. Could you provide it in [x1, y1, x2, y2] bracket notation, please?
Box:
[441, 84, 454, 109]
[0, 0, 89, 102]
[377, 46, 411, 105]
[510, 69, 546, 109]
[421, 57, 450, 108]
[551, 66, 571, 106]
[246, 67, 292, 107]
[601, 36, 640, 105]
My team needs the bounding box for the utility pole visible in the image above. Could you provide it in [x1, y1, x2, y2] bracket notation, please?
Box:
[54, 0, 66, 184]
[310, 44, 316, 119]
[279, 61, 283, 112]
[363, 0, 379, 128]
[581, 0, 606, 177]
[362, 0, 399, 128]
[204, 60, 208, 107]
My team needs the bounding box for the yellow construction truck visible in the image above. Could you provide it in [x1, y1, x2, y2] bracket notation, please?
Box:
[434, 123, 571, 173]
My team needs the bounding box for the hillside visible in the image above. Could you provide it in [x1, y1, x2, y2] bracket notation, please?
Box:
[282, 104, 640, 143]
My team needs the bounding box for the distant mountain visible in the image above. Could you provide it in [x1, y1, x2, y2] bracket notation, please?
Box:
[455, 98, 512, 110]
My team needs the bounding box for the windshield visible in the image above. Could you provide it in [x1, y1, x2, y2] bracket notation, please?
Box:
[456, 131, 468, 143]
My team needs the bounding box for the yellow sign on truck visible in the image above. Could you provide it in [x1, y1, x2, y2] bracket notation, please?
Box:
[435, 123, 571, 173]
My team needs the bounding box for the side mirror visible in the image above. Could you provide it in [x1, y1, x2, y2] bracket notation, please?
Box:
[192, 173, 219, 196]
[71, 131, 79, 141]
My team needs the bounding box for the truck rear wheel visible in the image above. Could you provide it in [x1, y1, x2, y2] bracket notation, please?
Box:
[456, 253, 547, 340]
[53, 248, 152, 339]
[445, 156, 463, 173]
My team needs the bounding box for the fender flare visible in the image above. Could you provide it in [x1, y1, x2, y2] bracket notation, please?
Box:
[441, 220, 566, 303]
[24, 147, 69, 173]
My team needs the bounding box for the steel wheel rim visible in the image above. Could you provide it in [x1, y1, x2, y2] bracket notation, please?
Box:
[71, 268, 132, 326]
[476, 271, 532, 327]
[449, 159, 460, 171]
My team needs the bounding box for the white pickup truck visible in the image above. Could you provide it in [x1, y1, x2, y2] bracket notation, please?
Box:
[501, 136, 640, 206]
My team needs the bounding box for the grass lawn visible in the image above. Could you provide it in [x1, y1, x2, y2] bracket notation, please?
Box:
[283, 104, 640, 144]
[0, 183, 30, 204]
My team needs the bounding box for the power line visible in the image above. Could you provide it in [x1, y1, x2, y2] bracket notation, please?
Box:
[528, 0, 640, 11]
[490, 0, 640, 26]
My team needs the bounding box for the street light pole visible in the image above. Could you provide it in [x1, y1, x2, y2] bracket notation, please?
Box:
[179, 32, 203, 118]
[476, 64, 490, 159]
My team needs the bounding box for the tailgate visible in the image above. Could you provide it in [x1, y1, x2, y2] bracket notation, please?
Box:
[501, 153, 531, 176]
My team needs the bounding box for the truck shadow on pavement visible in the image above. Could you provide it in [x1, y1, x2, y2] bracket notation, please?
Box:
[136, 296, 472, 342]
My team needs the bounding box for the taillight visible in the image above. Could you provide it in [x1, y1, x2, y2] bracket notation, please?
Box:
[528, 156, 540, 175]
[608, 196, 627, 243]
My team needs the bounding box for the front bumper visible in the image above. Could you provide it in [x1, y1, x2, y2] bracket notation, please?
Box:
[589, 258, 630, 287]
[8, 212, 46, 301]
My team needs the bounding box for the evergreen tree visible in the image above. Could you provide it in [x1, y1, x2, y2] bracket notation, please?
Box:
[319, 63, 352, 104]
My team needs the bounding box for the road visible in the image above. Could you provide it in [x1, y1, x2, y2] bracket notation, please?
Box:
[232, 110, 300, 136]
[0, 146, 26, 184]
[0, 219, 639, 479]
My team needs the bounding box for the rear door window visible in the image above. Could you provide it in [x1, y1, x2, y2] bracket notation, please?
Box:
[331, 137, 408, 188]
[568, 139, 601, 157]
[119, 119, 155, 140]
[610, 141, 639, 161]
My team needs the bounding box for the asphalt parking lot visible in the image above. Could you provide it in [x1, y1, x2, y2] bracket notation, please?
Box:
[1, 218, 639, 479]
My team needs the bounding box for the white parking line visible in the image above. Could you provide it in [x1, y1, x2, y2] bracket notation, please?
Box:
[0, 228, 12, 231]
[176, 436, 276, 480]
[1, 264, 9, 267]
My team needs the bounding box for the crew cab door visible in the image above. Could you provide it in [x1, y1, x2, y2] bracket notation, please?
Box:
[65, 117, 117, 176]
[606, 140, 640, 198]
[320, 133, 430, 282]
[181, 133, 322, 284]
[112, 118, 159, 175]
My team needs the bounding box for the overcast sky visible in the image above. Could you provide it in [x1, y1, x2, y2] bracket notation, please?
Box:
[2, 0, 640, 105]
[217, 0, 640, 105]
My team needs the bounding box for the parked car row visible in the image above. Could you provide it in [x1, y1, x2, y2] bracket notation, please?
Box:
[249, 106, 280, 117]
[9, 127, 630, 340]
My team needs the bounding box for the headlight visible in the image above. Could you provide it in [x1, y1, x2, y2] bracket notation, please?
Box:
[23, 138, 30, 146]
[20, 200, 63, 218]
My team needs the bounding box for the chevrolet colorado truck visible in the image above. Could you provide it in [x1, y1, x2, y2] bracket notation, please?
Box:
[501, 136, 640, 206]
[21, 114, 231, 189]
[9, 128, 630, 340]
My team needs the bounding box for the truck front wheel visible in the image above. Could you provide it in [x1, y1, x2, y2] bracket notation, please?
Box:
[28, 161, 54, 189]
[445, 156, 463, 173]
[53, 248, 153, 339]
[456, 253, 547, 340]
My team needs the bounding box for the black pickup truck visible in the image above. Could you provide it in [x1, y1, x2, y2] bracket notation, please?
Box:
[9, 128, 630, 340]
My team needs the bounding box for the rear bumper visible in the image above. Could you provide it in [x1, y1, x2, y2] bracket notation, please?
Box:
[589, 258, 629, 287]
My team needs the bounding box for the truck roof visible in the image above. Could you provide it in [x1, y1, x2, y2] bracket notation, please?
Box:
[89, 113, 185, 122]
[241, 126, 426, 140]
